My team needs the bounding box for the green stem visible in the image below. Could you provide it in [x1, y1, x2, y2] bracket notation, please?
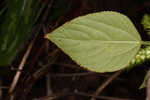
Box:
[141, 41, 150, 46]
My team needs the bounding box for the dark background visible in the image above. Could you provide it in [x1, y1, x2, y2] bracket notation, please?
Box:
[1, 0, 150, 100]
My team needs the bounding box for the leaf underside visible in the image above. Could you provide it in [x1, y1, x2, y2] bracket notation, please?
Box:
[47, 11, 141, 73]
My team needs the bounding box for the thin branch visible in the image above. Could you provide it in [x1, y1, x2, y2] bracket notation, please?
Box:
[50, 72, 95, 77]
[34, 91, 133, 100]
[9, 42, 33, 100]
[53, 63, 83, 69]
[10, 1, 54, 99]
[49, 63, 124, 81]
[76, 91, 133, 100]
[9, 42, 33, 93]
[0, 78, 2, 99]
[46, 74, 53, 95]
[25, 0, 53, 73]
[15, 49, 59, 100]
[91, 70, 124, 100]
[8, 0, 52, 94]
[44, 25, 53, 96]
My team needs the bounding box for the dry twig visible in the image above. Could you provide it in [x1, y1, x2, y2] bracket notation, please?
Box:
[9, 42, 33, 100]
[33, 90, 133, 100]
[91, 70, 123, 100]
[50, 72, 95, 77]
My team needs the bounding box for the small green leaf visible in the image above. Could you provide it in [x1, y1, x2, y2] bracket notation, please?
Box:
[47, 11, 141, 72]
[139, 72, 148, 89]
[140, 70, 150, 89]
[142, 14, 150, 35]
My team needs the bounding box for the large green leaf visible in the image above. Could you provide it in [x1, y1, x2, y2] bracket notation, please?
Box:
[47, 11, 141, 72]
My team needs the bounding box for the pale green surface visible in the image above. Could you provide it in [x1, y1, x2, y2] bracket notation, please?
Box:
[47, 11, 141, 72]
[140, 72, 147, 89]
[142, 14, 150, 35]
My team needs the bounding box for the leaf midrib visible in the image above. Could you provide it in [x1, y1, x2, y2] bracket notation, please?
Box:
[53, 37, 140, 44]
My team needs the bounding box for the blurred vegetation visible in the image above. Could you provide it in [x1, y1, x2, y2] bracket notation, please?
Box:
[0, 0, 71, 66]
[0, 0, 44, 66]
